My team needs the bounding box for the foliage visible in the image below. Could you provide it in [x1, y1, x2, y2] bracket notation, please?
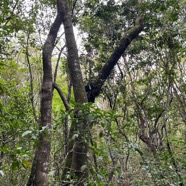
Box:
[0, 0, 186, 185]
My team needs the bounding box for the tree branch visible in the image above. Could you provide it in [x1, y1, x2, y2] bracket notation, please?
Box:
[53, 45, 66, 83]
[53, 83, 71, 111]
[85, 17, 144, 102]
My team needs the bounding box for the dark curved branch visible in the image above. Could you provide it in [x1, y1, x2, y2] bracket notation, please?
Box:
[25, 31, 38, 122]
[53, 83, 71, 111]
[71, 0, 78, 16]
[85, 17, 144, 102]
[54, 45, 66, 83]
[3, 0, 19, 27]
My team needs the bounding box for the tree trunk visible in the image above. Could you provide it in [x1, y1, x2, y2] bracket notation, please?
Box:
[59, 0, 89, 184]
[27, 4, 63, 186]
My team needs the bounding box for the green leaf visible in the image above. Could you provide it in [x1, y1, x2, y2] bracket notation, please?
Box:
[22, 130, 32, 137]
[0, 170, 4, 176]
[72, 133, 79, 140]
[39, 126, 48, 133]
[99, 131, 104, 138]
[11, 161, 20, 172]
[80, 165, 87, 172]
[97, 173, 103, 180]
[22, 160, 32, 168]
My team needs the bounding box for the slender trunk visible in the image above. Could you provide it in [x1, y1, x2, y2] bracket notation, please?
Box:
[25, 32, 37, 122]
[27, 6, 63, 186]
[35, 16, 62, 186]
[0, 132, 6, 169]
[164, 125, 184, 186]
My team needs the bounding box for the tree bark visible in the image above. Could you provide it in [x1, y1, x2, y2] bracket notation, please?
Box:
[27, 4, 63, 186]
[59, 0, 89, 184]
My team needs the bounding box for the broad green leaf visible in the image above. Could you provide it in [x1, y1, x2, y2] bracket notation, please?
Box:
[22, 160, 32, 168]
[11, 161, 20, 172]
